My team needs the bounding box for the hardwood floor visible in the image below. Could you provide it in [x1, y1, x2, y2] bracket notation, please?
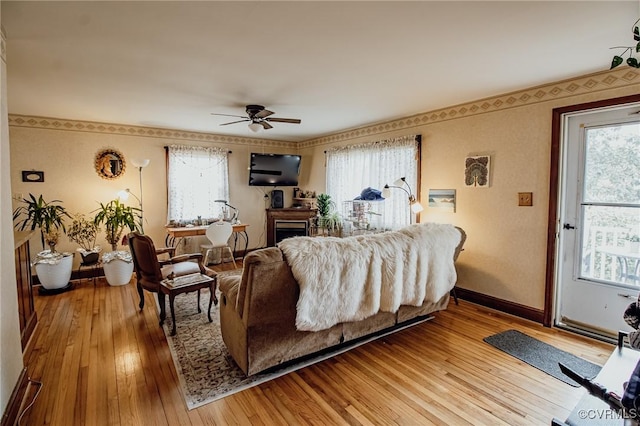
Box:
[20, 270, 612, 425]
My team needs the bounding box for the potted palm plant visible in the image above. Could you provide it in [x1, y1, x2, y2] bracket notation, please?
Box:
[93, 199, 140, 286]
[13, 194, 73, 291]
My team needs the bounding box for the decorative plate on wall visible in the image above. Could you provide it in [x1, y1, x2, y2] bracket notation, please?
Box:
[95, 148, 126, 180]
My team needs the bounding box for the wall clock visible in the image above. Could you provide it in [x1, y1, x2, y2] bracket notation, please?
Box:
[95, 148, 126, 180]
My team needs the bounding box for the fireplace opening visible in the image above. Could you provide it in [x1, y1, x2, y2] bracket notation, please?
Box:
[274, 220, 309, 244]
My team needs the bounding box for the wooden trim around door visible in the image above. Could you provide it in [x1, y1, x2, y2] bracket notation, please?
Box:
[544, 94, 640, 327]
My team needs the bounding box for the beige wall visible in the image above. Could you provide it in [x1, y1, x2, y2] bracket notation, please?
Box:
[300, 68, 640, 311]
[8, 121, 299, 267]
[1, 22, 24, 415]
[7, 69, 640, 313]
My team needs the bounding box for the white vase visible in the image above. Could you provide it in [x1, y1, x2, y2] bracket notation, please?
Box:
[102, 251, 134, 286]
[35, 253, 73, 290]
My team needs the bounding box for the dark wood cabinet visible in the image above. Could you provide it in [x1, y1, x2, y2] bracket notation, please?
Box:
[14, 231, 37, 351]
[266, 208, 317, 247]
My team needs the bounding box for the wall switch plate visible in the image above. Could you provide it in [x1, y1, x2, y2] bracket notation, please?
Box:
[518, 192, 533, 206]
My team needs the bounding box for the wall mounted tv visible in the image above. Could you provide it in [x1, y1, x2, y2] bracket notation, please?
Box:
[248, 153, 301, 186]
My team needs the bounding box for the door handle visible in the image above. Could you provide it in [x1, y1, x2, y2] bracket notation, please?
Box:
[563, 223, 576, 230]
[618, 293, 635, 299]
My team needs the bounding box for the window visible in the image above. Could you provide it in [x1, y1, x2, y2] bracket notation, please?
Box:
[326, 135, 420, 229]
[167, 145, 229, 223]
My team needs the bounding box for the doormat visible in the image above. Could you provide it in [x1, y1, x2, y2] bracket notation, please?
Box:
[483, 329, 602, 387]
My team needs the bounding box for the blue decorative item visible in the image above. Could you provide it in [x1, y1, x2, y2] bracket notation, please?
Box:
[354, 187, 385, 201]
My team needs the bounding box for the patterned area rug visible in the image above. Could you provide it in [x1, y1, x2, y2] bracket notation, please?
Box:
[163, 269, 431, 409]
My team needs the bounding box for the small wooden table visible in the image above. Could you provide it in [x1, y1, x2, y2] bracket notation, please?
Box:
[160, 272, 217, 336]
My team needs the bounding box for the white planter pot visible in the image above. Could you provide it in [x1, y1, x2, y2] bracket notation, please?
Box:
[35, 253, 73, 290]
[102, 251, 134, 286]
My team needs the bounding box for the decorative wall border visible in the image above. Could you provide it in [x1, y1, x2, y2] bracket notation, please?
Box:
[7, 115, 298, 149]
[298, 68, 640, 149]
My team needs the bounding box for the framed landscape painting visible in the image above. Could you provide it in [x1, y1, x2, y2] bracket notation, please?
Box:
[428, 189, 456, 213]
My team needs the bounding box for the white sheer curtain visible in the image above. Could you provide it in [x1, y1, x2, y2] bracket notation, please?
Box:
[326, 135, 420, 229]
[167, 145, 229, 223]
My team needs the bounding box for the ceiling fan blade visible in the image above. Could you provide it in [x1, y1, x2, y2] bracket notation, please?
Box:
[254, 109, 275, 119]
[260, 121, 273, 130]
[211, 112, 248, 119]
[220, 119, 250, 126]
[265, 117, 302, 124]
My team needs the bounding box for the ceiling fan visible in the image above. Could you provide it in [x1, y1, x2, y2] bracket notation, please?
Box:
[211, 104, 301, 132]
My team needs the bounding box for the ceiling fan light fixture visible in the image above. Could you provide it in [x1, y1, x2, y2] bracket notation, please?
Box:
[248, 122, 261, 133]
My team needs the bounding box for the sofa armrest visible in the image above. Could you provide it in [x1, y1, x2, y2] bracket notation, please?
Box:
[219, 275, 241, 311]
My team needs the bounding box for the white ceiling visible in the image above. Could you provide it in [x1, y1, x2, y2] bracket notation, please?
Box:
[2, 1, 637, 142]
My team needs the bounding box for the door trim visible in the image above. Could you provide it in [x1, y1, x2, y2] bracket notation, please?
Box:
[544, 94, 640, 327]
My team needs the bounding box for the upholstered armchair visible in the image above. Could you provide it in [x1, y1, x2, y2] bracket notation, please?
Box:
[127, 232, 215, 325]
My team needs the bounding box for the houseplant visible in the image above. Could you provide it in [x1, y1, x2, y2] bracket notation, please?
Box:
[67, 213, 101, 266]
[13, 193, 73, 290]
[315, 193, 341, 236]
[93, 199, 140, 286]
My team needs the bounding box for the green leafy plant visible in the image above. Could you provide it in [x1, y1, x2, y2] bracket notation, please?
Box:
[93, 199, 140, 251]
[316, 193, 334, 218]
[610, 17, 640, 69]
[13, 193, 71, 252]
[323, 211, 343, 234]
[315, 193, 342, 234]
[67, 214, 99, 252]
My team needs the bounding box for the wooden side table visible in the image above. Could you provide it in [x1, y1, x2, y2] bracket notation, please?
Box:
[160, 272, 218, 336]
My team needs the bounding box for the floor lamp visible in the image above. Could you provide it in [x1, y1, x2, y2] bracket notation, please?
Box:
[119, 159, 150, 233]
[381, 177, 423, 224]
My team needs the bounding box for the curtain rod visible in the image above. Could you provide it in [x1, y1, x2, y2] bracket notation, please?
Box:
[324, 134, 421, 154]
[164, 146, 232, 153]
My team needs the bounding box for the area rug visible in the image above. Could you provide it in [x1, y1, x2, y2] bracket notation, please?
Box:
[483, 329, 602, 387]
[162, 269, 432, 410]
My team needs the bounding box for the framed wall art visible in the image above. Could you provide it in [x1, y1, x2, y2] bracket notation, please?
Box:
[465, 155, 491, 187]
[95, 148, 126, 180]
[21, 170, 45, 182]
[428, 189, 456, 213]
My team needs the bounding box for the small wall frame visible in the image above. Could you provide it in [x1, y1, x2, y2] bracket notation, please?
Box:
[95, 148, 126, 180]
[21, 170, 44, 182]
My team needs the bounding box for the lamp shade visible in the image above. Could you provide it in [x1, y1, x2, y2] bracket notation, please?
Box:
[131, 158, 150, 168]
[381, 186, 391, 199]
[393, 177, 406, 187]
[117, 189, 130, 201]
[411, 201, 424, 213]
[248, 122, 261, 133]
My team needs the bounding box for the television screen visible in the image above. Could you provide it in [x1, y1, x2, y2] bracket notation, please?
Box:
[249, 153, 301, 186]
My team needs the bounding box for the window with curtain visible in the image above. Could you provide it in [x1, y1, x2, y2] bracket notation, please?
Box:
[326, 135, 420, 229]
[167, 145, 229, 223]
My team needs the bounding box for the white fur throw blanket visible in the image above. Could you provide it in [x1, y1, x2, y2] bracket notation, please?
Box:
[278, 223, 461, 332]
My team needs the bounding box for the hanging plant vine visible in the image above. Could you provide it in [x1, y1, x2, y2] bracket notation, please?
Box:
[610, 17, 640, 69]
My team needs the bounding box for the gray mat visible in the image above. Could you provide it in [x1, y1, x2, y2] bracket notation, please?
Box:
[483, 329, 602, 387]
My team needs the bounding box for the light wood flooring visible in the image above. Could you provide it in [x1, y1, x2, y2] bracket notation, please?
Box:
[19, 268, 613, 425]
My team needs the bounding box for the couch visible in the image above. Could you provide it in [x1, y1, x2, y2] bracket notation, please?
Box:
[218, 223, 466, 376]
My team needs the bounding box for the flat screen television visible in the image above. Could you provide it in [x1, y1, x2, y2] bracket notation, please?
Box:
[248, 153, 301, 186]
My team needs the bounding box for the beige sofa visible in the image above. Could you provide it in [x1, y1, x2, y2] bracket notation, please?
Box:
[218, 226, 466, 376]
